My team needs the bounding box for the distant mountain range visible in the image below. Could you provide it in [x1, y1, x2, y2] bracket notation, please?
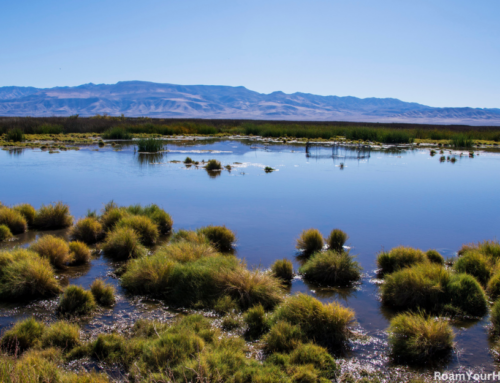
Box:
[0, 81, 499, 125]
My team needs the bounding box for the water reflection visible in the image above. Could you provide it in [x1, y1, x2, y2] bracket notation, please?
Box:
[8, 148, 24, 156]
[136, 152, 165, 166]
[205, 168, 222, 179]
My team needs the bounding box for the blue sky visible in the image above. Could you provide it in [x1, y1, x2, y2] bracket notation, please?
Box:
[1, 0, 498, 108]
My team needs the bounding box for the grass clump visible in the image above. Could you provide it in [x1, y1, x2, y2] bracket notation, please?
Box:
[205, 159, 222, 170]
[491, 300, 500, 334]
[184, 156, 193, 164]
[450, 134, 474, 148]
[213, 295, 239, 315]
[381, 263, 488, 317]
[271, 259, 294, 283]
[326, 229, 348, 252]
[70, 217, 104, 244]
[170, 229, 209, 245]
[124, 203, 173, 234]
[243, 304, 270, 337]
[264, 166, 275, 173]
[68, 241, 91, 265]
[272, 294, 355, 349]
[0, 249, 61, 300]
[137, 137, 164, 152]
[300, 250, 362, 286]
[90, 279, 116, 306]
[102, 227, 147, 260]
[13, 203, 36, 226]
[487, 273, 500, 300]
[0, 224, 12, 242]
[6, 128, 24, 142]
[388, 312, 454, 364]
[426, 249, 444, 265]
[155, 241, 217, 263]
[263, 320, 305, 353]
[30, 235, 73, 269]
[116, 215, 159, 245]
[33, 202, 73, 230]
[0, 207, 28, 234]
[101, 207, 130, 231]
[0, 317, 45, 353]
[198, 225, 236, 252]
[296, 228, 324, 256]
[289, 343, 338, 379]
[57, 285, 96, 316]
[454, 250, 492, 286]
[41, 321, 80, 350]
[376, 246, 427, 274]
[101, 127, 132, 140]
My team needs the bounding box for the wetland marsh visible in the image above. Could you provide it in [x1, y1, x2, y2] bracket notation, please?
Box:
[1, 138, 500, 382]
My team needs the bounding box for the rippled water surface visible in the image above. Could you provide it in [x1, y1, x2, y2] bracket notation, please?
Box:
[1, 139, 500, 375]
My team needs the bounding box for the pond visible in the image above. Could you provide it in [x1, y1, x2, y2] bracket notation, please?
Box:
[1, 139, 499, 376]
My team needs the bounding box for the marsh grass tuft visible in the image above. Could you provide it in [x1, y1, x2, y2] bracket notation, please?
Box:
[376, 246, 427, 274]
[101, 207, 129, 231]
[454, 250, 492, 286]
[205, 159, 222, 170]
[488, 273, 500, 301]
[184, 156, 193, 164]
[271, 259, 294, 283]
[450, 134, 474, 148]
[41, 321, 80, 350]
[244, 304, 270, 338]
[198, 225, 236, 252]
[34, 202, 73, 230]
[102, 227, 147, 260]
[116, 215, 159, 245]
[57, 285, 96, 316]
[0, 207, 28, 234]
[263, 321, 304, 353]
[137, 137, 164, 152]
[13, 203, 36, 226]
[491, 300, 500, 334]
[6, 128, 24, 142]
[289, 343, 338, 379]
[388, 312, 454, 364]
[90, 278, 116, 306]
[30, 235, 73, 269]
[426, 249, 444, 265]
[0, 317, 45, 353]
[124, 204, 173, 234]
[264, 166, 275, 173]
[296, 229, 324, 256]
[68, 241, 91, 265]
[300, 250, 362, 286]
[326, 229, 348, 252]
[71, 217, 104, 244]
[101, 127, 132, 140]
[0, 224, 13, 242]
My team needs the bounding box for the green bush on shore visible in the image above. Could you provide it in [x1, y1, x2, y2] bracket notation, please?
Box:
[300, 250, 362, 286]
[388, 312, 454, 364]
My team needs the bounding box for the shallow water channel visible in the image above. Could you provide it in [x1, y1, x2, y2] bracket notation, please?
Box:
[1, 139, 500, 378]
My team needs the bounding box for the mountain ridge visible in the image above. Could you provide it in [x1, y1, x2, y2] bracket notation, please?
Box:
[0, 81, 498, 125]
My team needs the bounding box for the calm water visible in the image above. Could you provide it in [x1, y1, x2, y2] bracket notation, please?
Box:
[1, 139, 499, 375]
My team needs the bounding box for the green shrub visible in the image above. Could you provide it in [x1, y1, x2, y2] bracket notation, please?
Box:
[70, 217, 104, 244]
[101, 207, 129, 231]
[6, 128, 24, 142]
[125, 204, 173, 234]
[0, 207, 28, 234]
[488, 273, 500, 300]
[454, 250, 492, 286]
[426, 249, 444, 265]
[13, 203, 36, 226]
[271, 259, 294, 283]
[205, 159, 222, 170]
[300, 250, 362, 286]
[491, 300, 500, 334]
[198, 225, 236, 252]
[41, 321, 80, 350]
[68, 241, 91, 265]
[296, 229, 324, 256]
[263, 321, 304, 353]
[34, 202, 73, 230]
[102, 227, 147, 260]
[0, 249, 61, 300]
[30, 235, 73, 269]
[116, 215, 159, 245]
[0, 224, 13, 241]
[90, 278, 115, 306]
[57, 285, 96, 316]
[0, 317, 45, 353]
[101, 127, 132, 140]
[376, 246, 427, 274]
[381, 263, 488, 317]
[289, 343, 338, 379]
[244, 304, 270, 337]
[388, 312, 454, 364]
[272, 294, 355, 349]
[326, 229, 348, 252]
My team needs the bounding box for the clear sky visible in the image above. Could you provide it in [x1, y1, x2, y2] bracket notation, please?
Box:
[1, 0, 499, 108]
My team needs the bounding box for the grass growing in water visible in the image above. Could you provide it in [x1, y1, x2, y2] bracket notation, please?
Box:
[90, 279, 116, 306]
[13, 203, 36, 226]
[124, 203, 173, 234]
[198, 225, 236, 252]
[0, 224, 12, 242]
[30, 235, 73, 269]
[300, 250, 362, 286]
[57, 285, 96, 316]
[41, 321, 81, 350]
[0, 249, 61, 300]
[450, 134, 474, 148]
[102, 227, 147, 260]
[376, 246, 427, 274]
[0, 317, 45, 353]
[137, 137, 164, 152]
[491, 300, 500, 334]
[388, 312, 454, 364]
[184, 156, 193, 164]
[488, 273, 500, 301]
[271, 259, 294, 283]
[264, 166, 275, 173]
[205, 159, 222, 170]
[296, 228, 324, 256]
[426, 249, 444, 265]
[33, 202, 73, 230]
[263, 321, 304, 353]
[70, 217, 104, 244]
[68, 241, 91, 265]
[101, 127, 132, 140]
[454, 250, 492, 286]
[116, 215, 159, 245]
[0, 207, 28, 234]
[244, 304, 270, 338]
[6, 128, 24, 142]
[326, 229, 348, 252]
